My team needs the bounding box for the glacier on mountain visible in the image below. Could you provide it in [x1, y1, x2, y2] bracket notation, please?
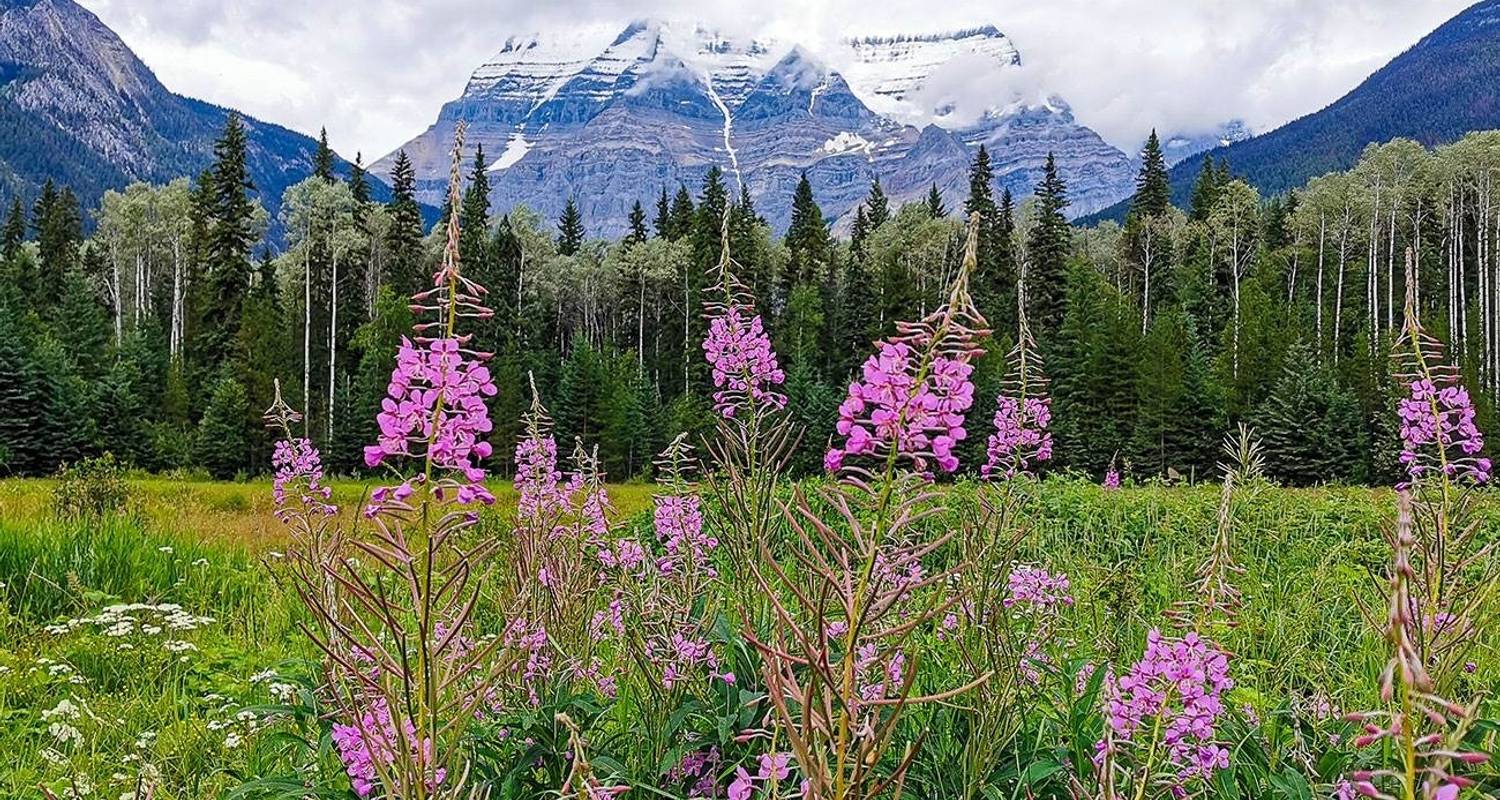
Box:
[372, 19, 1139, 237]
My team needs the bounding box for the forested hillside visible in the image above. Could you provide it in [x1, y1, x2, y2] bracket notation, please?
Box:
[2, 109, 1498, 487]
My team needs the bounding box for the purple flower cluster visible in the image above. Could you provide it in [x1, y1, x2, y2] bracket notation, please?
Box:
[654, 494, 717, 577]
[729, 752, 794, 800]
[1098, 630, 1233, 789]
[1005, 566, 1073, 610]
[271, 437, 335, 519]
[825, 342, 976, 474]
[703, 307, 787, 418]
[331, 698, 446, 798]
[981, 394, 1052, 479]
[515, 433, 562, 521]
[363, 337, 498, 505]
[1397, 378, 1490, 484]
[1103, 468, 1121, 490]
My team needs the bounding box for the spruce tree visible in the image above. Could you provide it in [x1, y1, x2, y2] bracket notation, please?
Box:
[668, 185, 695, 241]
[694, 166, 729, 265]
[654, 187, 671, 239]
[865, 177, 890, 229]
[349, 152, 372, 206]
[385, 150, 426, 297]
[32, 181, 82, 311]
[1132, 131, 1172, 218]
[1188, 157, 1221, 222]
[460, 144, 492, 271]
[626, 200, 648, 246]
[784, 173, 829, 293]
[1, 197, 24, 261]
[194, 367, 251, 479]
[313, 127, 336, 181]
[925, 183, 946, 218]
[1026, 153, 1071, 333]
[0, 305, 46, 474]
[557, 198, 585, 256]
[198, 113, 258, 370]
[1256, 340, 1367, 485]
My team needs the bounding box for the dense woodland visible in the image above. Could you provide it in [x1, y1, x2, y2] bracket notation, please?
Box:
[2, 113, 1499, 486]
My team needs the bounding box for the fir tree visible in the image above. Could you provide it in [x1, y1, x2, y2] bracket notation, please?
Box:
[1188, 157, 1221, 222]
[0, 305, 46, 474]
[925, 183, 946, 218]
[194, 366, 251, 479]
[385, 150, 426, 297]
[1026, 153, 1071, 333]
[460, 144, 492, 271]
[694, 166, 729, 265]
[626, 200, 648, 246]
[313, 127, 336, 181]
[557, 198, 585, 256]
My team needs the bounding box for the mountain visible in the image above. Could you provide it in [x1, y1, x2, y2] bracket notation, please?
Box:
[0, 0, 374, 228]
[1159, 120, 1251, 166]
[1088, 0, 1500, 222]
[373, 20, 1137, 237]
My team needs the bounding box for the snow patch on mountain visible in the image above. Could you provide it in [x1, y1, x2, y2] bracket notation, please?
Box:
[488, 131, 531, 171]
[822, 131, 874, 156]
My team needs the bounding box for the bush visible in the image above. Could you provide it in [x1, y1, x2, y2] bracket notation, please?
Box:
[51, 453, 136, 521]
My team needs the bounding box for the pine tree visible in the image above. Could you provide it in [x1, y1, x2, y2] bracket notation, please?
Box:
[349, 152, 372, 206]
[557, 198, 585, 256]
[198, 113, 258, 370]
[313, 127, 336, 181]
[1188, 157, 1221, 222]
[784, 173, 829, 293]
[925, 183, 946, 218]
[626, 200, 648, 246]
[668, 185, 695, 241]
[1, 197, 24, 261]
[460, 144, 492, 270]
[694, 166, 729, 265]
[1255, 340, 1366, 485]
[1132, 131, 1172, 218]
[1026, 153, 1071, 333]
[865, 178, 890, 229]
[654, 187, 671, 238]
[194, 366, 251, 479]
[385, 149, 426, 297]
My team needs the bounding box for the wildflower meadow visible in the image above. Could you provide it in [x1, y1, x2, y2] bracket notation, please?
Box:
[2, 126, 1498, 800]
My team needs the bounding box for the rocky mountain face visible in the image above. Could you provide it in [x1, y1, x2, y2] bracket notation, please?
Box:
[374, 20, 1140, 237]
[0, 0, 365, 224]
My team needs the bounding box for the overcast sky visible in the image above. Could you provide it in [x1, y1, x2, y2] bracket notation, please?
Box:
[77, 0, 1474, 162]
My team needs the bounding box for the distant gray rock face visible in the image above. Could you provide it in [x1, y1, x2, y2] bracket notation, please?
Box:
[0, 0, 360, 224]
[373, 19, 1139, 237]
[1159, 120, 1252, 166]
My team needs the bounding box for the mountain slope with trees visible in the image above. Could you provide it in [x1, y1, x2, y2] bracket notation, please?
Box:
[1088, 0, 1500, 221]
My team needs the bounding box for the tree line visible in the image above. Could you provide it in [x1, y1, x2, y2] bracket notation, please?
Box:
[2, 114, 1498, 485]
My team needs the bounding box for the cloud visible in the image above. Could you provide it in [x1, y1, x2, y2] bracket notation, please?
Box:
[77, 0, 1474, 161]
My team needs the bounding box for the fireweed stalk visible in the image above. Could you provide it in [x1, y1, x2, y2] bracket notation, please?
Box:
[741, 215, 992, 800]
[593, 434, 732, 780]
[981, 303, 1052, 479]
[1340, 253, 1496, 800]
[1388, 251, 1497, 691]
[1164, 425, 1260, 635]
[272, 124, 515, 799]
[502, 381, 612, 709]
[700, 211, 796, 578]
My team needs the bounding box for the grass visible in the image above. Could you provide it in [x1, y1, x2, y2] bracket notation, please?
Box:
[0, 476, 1494, 798]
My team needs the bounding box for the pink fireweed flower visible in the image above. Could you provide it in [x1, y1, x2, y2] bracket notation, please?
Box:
[704, 307, 787, 417]
[364, 337, 499, 491]
[331, 698, 447, 798]
[1005, 566, 1073, 610]
[982, 394, 1052, 479]
[1103, 468, 1121, 489]
[828, 341, 977, 474]
[1398, 378, 1490, 484]
[653, 493, 717, 577]
[1097, 629, 1233, 791]
[271, 437, 335, 519]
